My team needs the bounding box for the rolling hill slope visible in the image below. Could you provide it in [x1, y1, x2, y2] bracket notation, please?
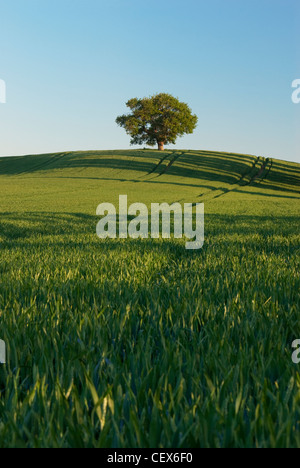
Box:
[0, 149, 299, 216]
[0, 149, 299, 448]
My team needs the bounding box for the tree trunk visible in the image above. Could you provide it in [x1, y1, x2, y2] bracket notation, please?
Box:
[157, 141, 164, 151]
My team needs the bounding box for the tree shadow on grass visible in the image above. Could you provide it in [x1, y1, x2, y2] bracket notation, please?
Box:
[1, 150, 299, 197]
[0, 150, 257, 185]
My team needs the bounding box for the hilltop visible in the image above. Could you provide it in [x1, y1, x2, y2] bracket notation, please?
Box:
[0, 149, 299, 447]
[0, 149, 299, 216]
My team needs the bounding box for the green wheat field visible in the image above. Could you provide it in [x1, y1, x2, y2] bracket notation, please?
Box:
[0, 149, 299, 448]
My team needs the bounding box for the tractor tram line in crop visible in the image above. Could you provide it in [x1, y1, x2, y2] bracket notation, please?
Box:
[0, 149, 299, 448]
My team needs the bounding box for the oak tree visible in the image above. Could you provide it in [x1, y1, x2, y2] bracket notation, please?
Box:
[116, 93, 198, 151]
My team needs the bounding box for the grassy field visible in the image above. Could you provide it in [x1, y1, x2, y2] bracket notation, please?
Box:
[0, 149, 299, 447]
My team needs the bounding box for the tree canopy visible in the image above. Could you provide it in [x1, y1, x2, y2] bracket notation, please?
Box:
[116, 93, 198, 150]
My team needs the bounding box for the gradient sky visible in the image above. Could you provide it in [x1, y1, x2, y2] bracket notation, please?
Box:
[0, 0, 299, 162]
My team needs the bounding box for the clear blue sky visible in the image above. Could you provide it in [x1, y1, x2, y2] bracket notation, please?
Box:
[0, 0, 299, 162]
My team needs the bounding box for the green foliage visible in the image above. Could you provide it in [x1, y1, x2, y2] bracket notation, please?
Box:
[0, 149, 299, 447]
[116, 93, 198, 148]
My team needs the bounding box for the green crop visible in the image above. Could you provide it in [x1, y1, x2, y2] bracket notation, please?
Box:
[0, 149, 299, 447]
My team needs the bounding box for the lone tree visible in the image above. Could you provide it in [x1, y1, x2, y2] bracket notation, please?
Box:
[116, 93, 198, 151]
